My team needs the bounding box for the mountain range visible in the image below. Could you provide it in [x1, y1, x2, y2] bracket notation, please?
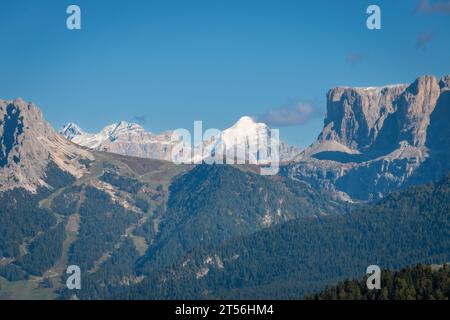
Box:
[61, 116, 301, 164]
[60, 74, 450, 202]
[0, 74, 449, 300]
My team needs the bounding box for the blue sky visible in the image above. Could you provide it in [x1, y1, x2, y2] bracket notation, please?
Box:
[0, 0, 449, 147]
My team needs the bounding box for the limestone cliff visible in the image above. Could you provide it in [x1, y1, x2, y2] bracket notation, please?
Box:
[0, 99, 93, 192]
[285, 75, 450, 201]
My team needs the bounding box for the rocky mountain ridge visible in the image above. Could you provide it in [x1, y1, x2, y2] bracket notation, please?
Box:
[285, 74, 450, 201]
[61, 121, 176, 161]
[61, 117, 301, 163]
[0, 98, 92, 193]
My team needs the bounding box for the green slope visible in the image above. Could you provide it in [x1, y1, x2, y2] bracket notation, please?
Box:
[113, 173, 450, 299]
[306, 264, 450, 300]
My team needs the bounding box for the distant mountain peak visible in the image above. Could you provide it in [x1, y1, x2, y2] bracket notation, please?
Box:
[104, 121, 145, 133]
[220, 116, 269, 147]
[61, 116, 301, 162]
[233, 116, 258, 126]
[61, 122, 84, 139]
[225, 116, 270, 137]
[61, 120, 176, 159]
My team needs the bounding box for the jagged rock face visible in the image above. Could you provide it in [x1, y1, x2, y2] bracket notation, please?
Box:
[316, 75, 441, 153]
[61, 122, 84, 140]
[320, 84, 407, 152]
[396, 75, 441, 147]
[286, 75, 450, 201]
[0, 99, 93, 192]
[439, 75, 450, 90]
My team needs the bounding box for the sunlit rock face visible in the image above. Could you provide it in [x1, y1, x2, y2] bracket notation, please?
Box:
[0, 98, 92, 192]
[285, 75, 450, 201]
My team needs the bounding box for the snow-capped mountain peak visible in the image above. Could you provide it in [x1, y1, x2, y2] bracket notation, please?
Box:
[60, 122, 84, 140]
[61, 116, 301, 162]
[202, 116, 300, 164]
[231, 116, 258, 127]
[100, 121, 146, 138]
[220, 117, 268, 148]
[60, 121, 176, 159]
[229, 116, 269, 132]
[60, 121, 148, 148]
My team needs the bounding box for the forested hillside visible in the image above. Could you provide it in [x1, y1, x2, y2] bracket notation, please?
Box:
[58, 163, 347, 299]
[0, 162, 76, 281]
[110, 173, 450, 299]
[306, 264, 450, 300]
[0, 153, 185, 298]
[136, 164, 347, 274]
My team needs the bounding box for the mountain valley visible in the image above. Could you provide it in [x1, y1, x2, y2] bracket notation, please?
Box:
[0, 74, 449, 300]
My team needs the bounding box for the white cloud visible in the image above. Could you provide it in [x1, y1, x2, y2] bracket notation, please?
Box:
[415, 0, 450, 14]
[257, 102, 317, 127]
